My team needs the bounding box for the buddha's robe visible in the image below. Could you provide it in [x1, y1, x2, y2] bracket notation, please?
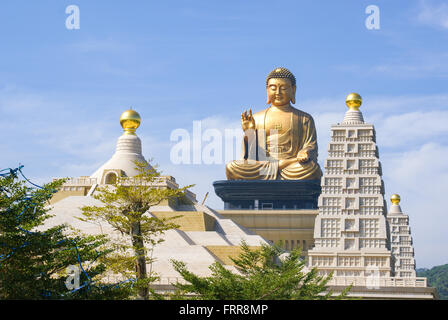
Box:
[225, 106, 322, 180]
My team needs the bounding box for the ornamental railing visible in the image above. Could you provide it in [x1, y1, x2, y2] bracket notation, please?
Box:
[152, 277, 188, 285]
[151, 276, 427, 288]
[326, 276, 427, 287]
[55, 177, 98, 186]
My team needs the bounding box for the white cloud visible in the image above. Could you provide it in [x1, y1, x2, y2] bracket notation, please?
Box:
[200, 115, 241, 131]
[375, 110, 448, 148]
[367, 94, 448, 113]
[303, 94, 448, 118]
[35, 122, 117, 159]
[160, 162, 226, 208]
[334, 52, 448, 79]
[417, 0, 448, 29]
[382, 142, 448, 267]
[1, 110, 115, 169]
[383, 143, 448, 192]
[0, 86, 121, 181]
[67, 37, 134, 54]
[0, 88, 50, 114]
[313, 112, 343, 166]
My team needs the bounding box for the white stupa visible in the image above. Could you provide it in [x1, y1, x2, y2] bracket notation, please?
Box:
[90, 109, 148, 184]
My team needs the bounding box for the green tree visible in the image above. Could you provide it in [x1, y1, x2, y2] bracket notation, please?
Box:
[0, 166, 130, 299]
[171, 241, 351, 300]
[417, 264, 448, 300]
[80, 160, 193, 300]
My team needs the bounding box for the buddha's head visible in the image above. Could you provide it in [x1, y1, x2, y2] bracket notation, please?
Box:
[266, 67, 297, 106]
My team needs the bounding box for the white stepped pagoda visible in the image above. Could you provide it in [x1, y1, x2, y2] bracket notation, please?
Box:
[308, 93, 392, 278]
[306, 93, 435, 299]
[387, 194, 417, 278]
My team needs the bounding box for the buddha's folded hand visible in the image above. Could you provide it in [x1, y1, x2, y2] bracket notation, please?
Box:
[297, 149, 309, 163]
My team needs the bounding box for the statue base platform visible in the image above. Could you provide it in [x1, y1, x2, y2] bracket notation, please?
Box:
[213, 180, 321, 210]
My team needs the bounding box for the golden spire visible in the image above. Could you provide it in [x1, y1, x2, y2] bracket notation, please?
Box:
[120, 109, 141, 135]
[345, 93, 362, 111]
[391, 194, 401, 205]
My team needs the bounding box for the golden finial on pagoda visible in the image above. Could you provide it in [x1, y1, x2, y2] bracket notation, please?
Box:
[120, 109, 141, 135]
[345, 93, 362, 111]
[391, 194, 401, 205]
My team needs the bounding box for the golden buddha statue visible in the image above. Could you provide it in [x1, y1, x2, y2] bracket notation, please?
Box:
[226, 67, 322, 180]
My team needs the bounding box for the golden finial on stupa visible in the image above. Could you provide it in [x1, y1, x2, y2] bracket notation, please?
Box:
[345, 93, 362, 111]
[391, 194, 401, 205]
[120, 109, 141, 135]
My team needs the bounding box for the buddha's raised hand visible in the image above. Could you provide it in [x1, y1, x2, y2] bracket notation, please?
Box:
[241, 109, 256, 131]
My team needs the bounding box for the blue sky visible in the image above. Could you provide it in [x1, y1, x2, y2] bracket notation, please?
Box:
[1, 0, 448, 268]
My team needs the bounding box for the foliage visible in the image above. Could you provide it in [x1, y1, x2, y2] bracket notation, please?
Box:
[80, 160, 193, 299]
[171, 241, 351, 300]
[417, 264, 448, 300]
[0, 167, 130, 299]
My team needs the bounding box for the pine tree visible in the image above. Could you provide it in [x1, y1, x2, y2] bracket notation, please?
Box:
[171, 241, 352, 300]
[0, 166, 130, 299]
[80, 160, 193, 300]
